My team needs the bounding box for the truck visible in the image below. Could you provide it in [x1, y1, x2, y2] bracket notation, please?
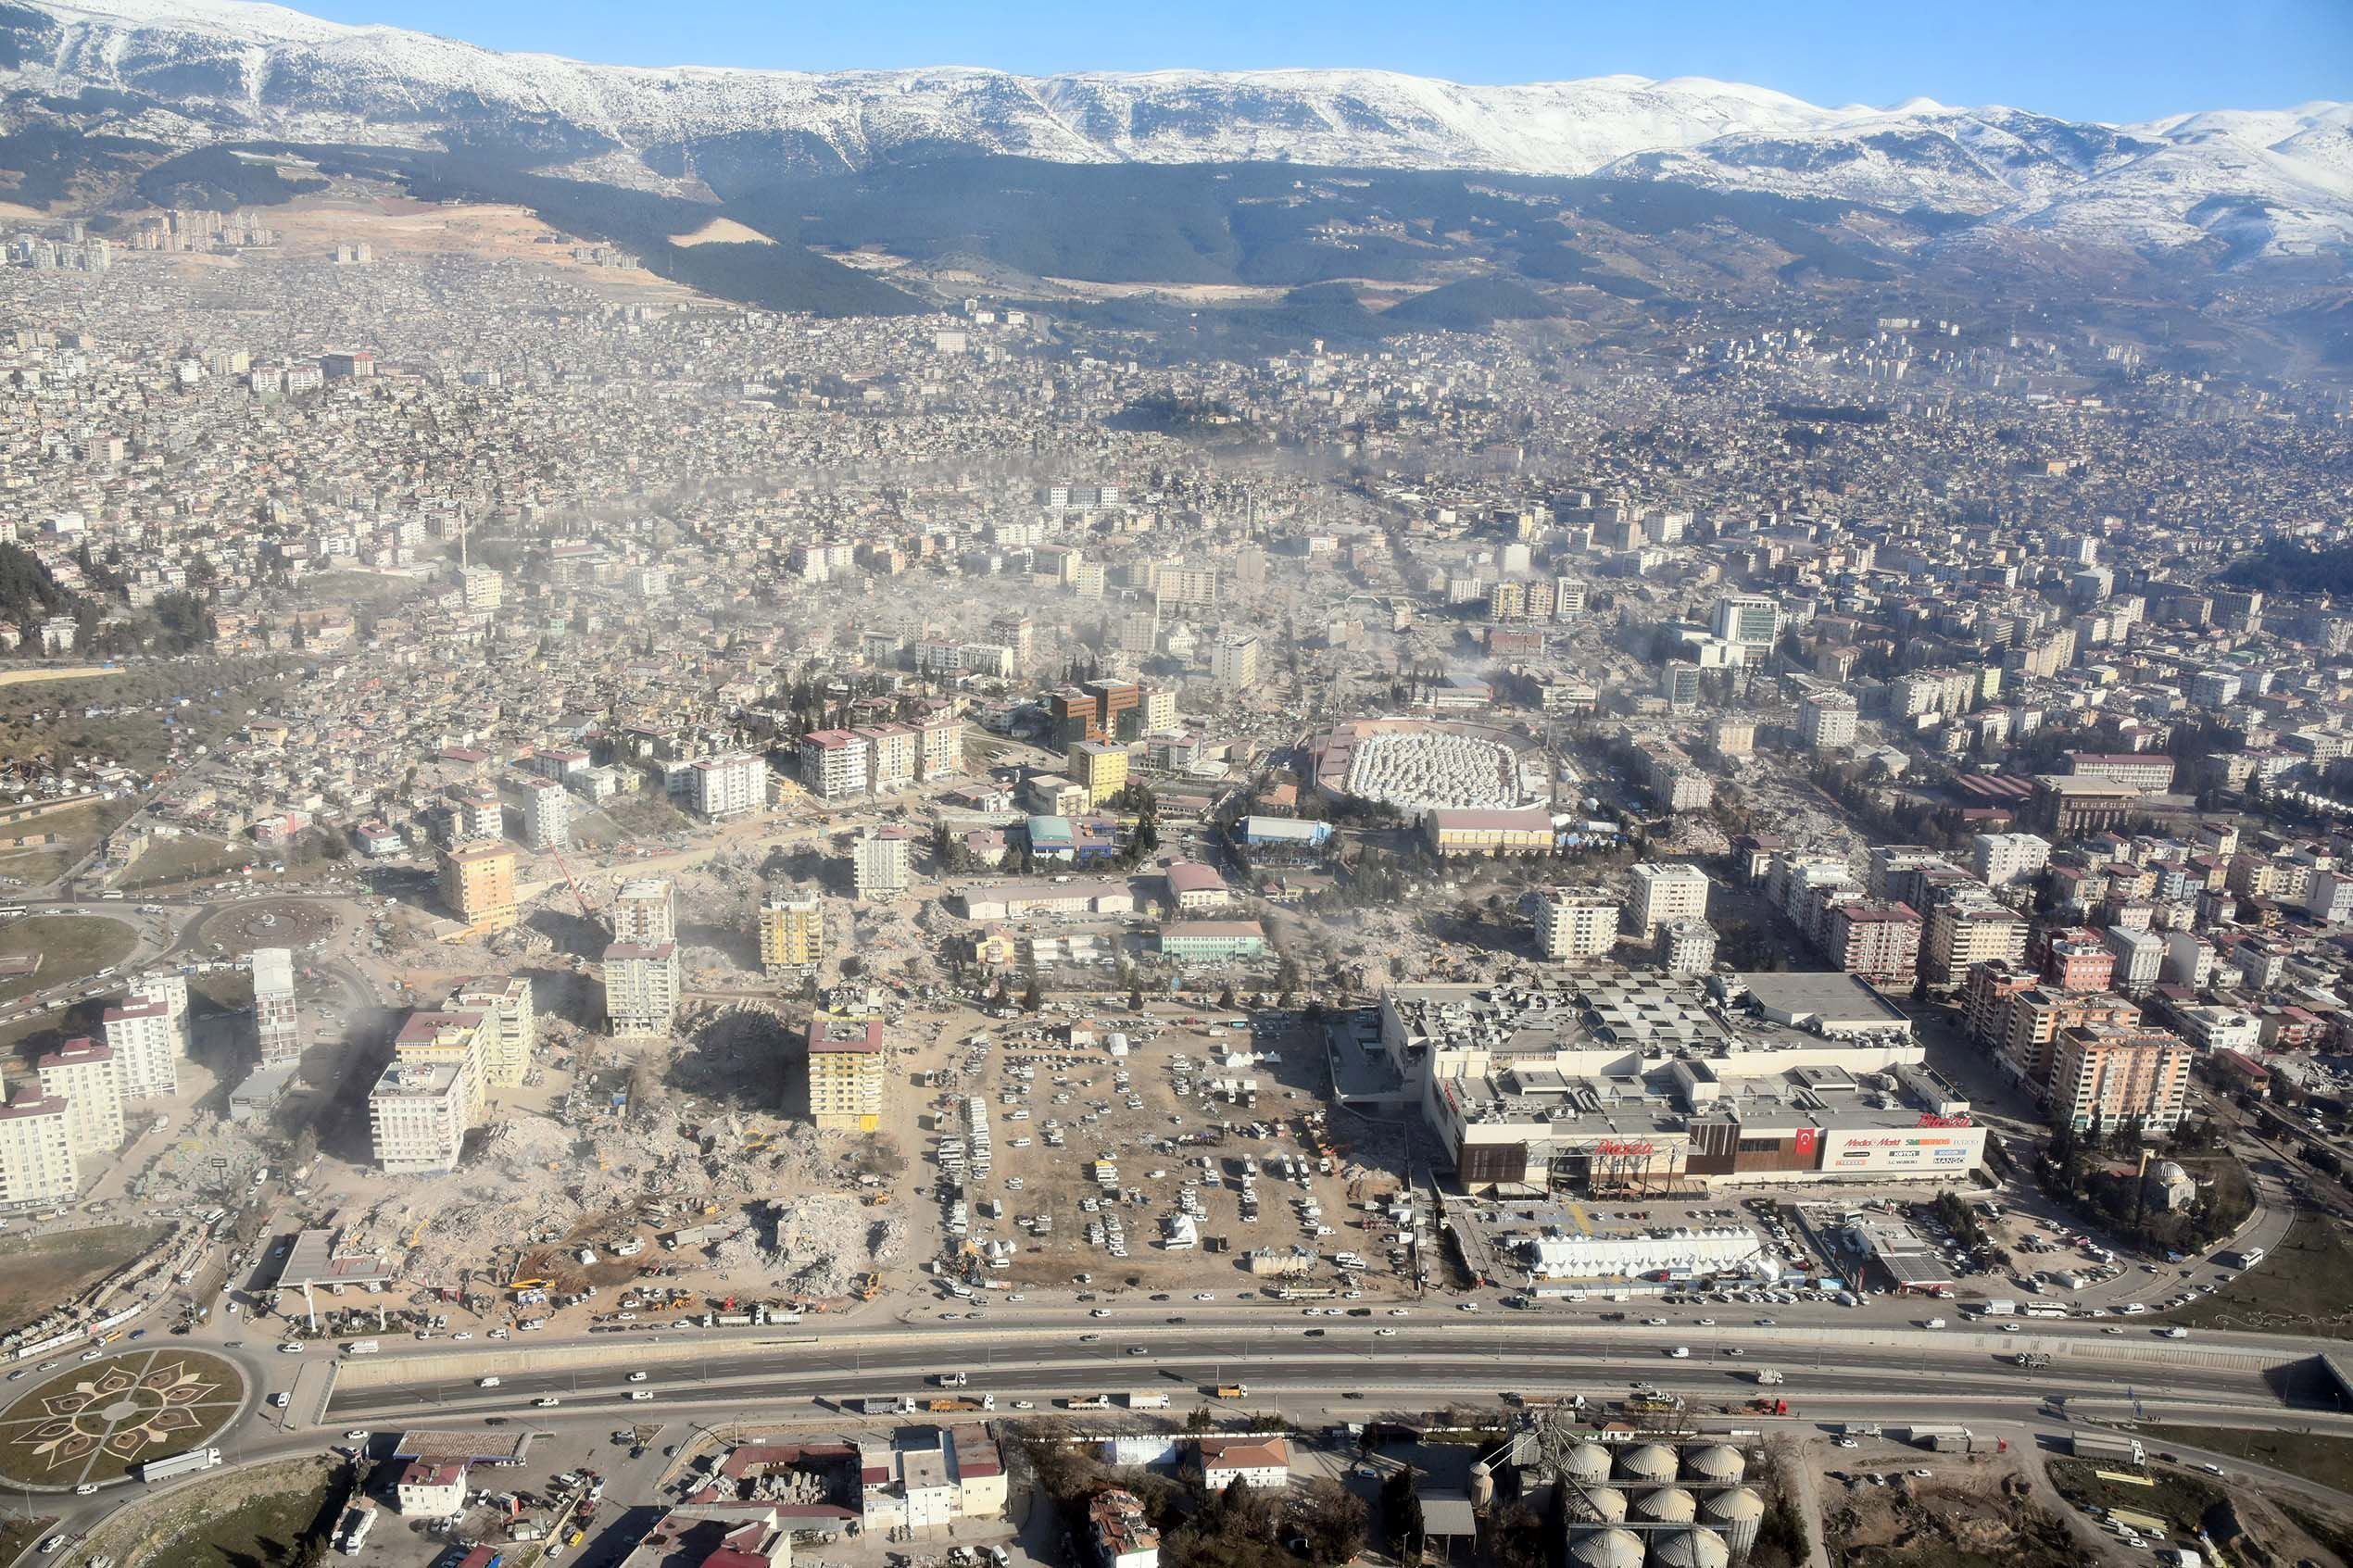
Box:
[1126, 1391, 1171, 1410]
[343, 1339, 381, 1355]
[933, 1371, 969, 1388]
[1975, 1299, 2018, 1318]
[857, 1396, 918, 1416]
[1753, 1368, 1784, 1386]
[1065, 1394, 1114, 1411]
[2012, 1352, 2052, 1370]
[1902, 1424, 1982, 1454]
[928, 1396, 998, 1412]
[136, 1446, 222, 1483]
[2070, 1433, 2146, 1466]
[1214, 1384, 1250, 1399]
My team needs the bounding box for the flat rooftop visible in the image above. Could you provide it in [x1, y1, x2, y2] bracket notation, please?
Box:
[273, 1227, 398, 1290]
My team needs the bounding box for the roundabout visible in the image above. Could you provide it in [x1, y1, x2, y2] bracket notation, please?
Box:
[191, 897, 340, 960]
[0, 1348, 246, 1489]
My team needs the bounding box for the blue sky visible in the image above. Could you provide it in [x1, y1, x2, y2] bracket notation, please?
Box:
[295, 0, 2350, 122]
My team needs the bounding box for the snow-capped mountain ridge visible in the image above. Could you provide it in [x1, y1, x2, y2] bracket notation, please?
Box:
[3, 0, 2348, 254]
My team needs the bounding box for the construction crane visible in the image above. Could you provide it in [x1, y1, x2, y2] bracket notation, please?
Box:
[547, 843, 609, 931]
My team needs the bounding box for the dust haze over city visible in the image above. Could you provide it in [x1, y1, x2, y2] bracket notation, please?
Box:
[0, 0, 2347, 1562]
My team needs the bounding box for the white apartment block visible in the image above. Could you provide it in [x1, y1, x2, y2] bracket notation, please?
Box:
[102, 992, 181, 1100]
[510, 774, 572, 849]
[1628, 862, 1711, 937]
[253, 946, 301, 1066]
[854, 831, 913, 899]
[691, 753, 766, 820]
[35, 1040, 122, 1156]
[369, 1062, 467, 1173]
[1212, 635, 1260, 690]
[1533, 888, 1620, 960]
[603, 942, 681, 1038]
[1800, 692, 1859, 749]
[450, 976, 535, 1088]
[1972, 832, 2052, 888]
[1139, 686, 1178, 734]
[1658, 918, 1718, 976]
[0, 1092, 77, 1207]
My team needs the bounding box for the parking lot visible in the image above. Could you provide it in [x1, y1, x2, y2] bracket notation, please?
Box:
[912, 1003, 1418, 1305]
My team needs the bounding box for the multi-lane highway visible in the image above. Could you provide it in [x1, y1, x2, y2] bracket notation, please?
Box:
[321, 1316, 2313, 1426]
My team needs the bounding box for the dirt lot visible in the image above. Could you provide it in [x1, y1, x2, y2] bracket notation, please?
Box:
[0, 1222, 169, 1336]
[907, 1001, 1416, 1300]
[0, 912, 136, 1001]
[1820, 1453, 2080, 1568]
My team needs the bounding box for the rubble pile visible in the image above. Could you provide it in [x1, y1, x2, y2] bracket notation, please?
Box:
[704, 1192, 901, 1297]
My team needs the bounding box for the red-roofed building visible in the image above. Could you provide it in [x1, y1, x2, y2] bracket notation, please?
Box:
[396, 1460, 467, 1517]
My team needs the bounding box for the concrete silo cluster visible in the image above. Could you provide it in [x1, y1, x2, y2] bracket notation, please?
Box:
[1560, 1439, 1765, 1568]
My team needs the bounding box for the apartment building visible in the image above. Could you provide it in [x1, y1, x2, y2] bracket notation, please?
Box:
[449, 975, 535, 1089]
[1628, 861, 1710, 938]
[1920, 897, 2028, 990]
[1821, 900, 1922, 985]
[438, 841, 518, 935]
[1211, 635, 1260, 690]
[1067, 741, 1129, 809]
[603, 942, 681, 1038]
[508, 773, 572, 849]
[761, 894, 825, 974]
[800, 729, 869, 800]
[1532, 887, 1620, 961]
[1658, 917, 1718, 976]
[690, 752, 766, 820]
[1971, 832, 2052, 888]
[855, 724, 918, 792]
[808, 1013, 886, 1132]
[611, 879, 676, 945]
[0, 1091, 77, 1207]
[853, 830, 912, 900]
[369, 1061, 467, 1173]
[392, 1009, 490, 1128]
[35, 1039, 122, 1156]
[916, 713, 965, 779]
[1800, 692, 1859, 749]
[101, 991, 181, 1100]
[1994, 989, 2139, 1094]
[2049, 1024, 2193, 1134]
[253, 946, 301, 1066]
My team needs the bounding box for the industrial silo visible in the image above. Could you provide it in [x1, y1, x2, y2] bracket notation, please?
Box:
[1582, 1486, 1629, 1524]
[1680, 1444, 1746, 1486]
[1630, 1486, 1698, 1525]
[1616, 1443, 1680, 1484]
[1698, 1487, 1766, 1559]
[1565, 1441, 1617, 1486]
[1568, 1527, 1646, 1568]
[1650, 1526, 1731, 1568]
[1469, 1461, 1495, 1510]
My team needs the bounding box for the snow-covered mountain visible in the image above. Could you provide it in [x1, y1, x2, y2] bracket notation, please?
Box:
[3, 0, 2348, 257]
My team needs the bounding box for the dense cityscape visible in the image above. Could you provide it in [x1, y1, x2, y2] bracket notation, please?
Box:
[0, 6, 2347, 1567]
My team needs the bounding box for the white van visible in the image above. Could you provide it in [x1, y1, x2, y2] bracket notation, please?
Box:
[477, 1375, 502, 1388]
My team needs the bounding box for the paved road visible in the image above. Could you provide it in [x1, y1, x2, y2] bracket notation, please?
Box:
[321, 1320, 2297, 1424]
